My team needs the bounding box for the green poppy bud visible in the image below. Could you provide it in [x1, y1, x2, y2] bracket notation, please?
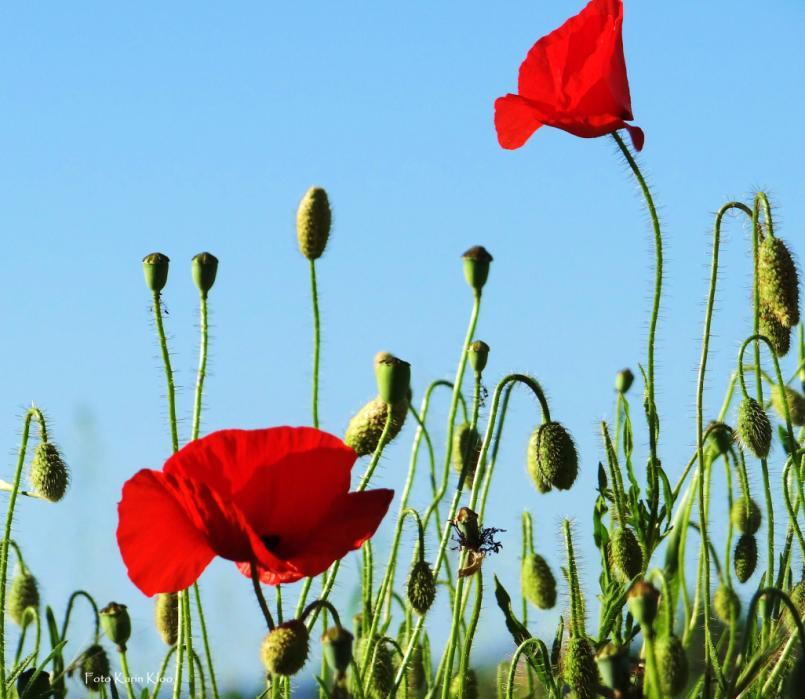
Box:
[527, 422, 578, 492]
[627, 580, 659, 628]
[615, 368, 634, 394]
[29, 441, 69, 503]
[261, 619, 310, 677]
[100, 602, 131, 651]
[375, 355, 411, 405]
[406, 644, 426, 697]
[609, 527, 644, 582]
[154, 593, 179, 646]
[713, 584, 741, 624]
[7, 569, 39, 627]
[760, 303, 791, 357]
[772, 385, 805, 426]
[191, 252, 219, 295]
[143, 252, 170, 293]
[733, 534, 758, 583]
[358, 637, 395, 699]
[595, 643, 630, 694]
[730, 498, 761, 535]
[758, 236, 799, 328]
[451, 422, 482, 487]
[345, 397, 407, 456]
[449, 669, 478, 699]
[521, 553, 557, 610]
[467, 340, 490, 373]
[321, 626, 354, 676]
[79, 644, 111, 691]
[407, 560, 436, 616]
[655, 634, 689, 696]
[562, 637, 599, 699]
[296, 187, 331, 261]
[17, 668, 51, 698]
[785, 580, 805, 633]
[706, 421, 733, 456]
[736, 397, 772, 459]
[461, 246, 493, 293]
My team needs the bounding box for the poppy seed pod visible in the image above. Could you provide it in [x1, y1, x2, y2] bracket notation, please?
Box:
[358, 637, 395, 699]
[615, 368, 634, 394]
[713, 585, 741, 624]
[374, 355, 411, 405]
[772, 385, 805, 426]
[758, 235, 800, 328]
[627, 580, 659, 628]
[736, 397, 772, 459]
[154, 592, 179, 646]
[527, 422, 578, 491]
[595, 644, 630, 695]
[730, 498, 761, 535]
[17, 668, 51, 698]
[733, 534, 758, 583]
[7, 569, 39, 627]
[321, 626, 354, 675]
[261, 619, 310, 677]
[100, 602, 132, 651]
[461, 246, 493, 293]
[562, 637, 600, 699]
[296, 187, 332, 260]
[467, 340, 490, 373]
[609, 527, 644, 582]
[191, 252, 219, 295]
[29, 441, 69, 503]
[451, 422, 482, 487]
[79, 644, 111, 691]
[345, 397, 407, 456]
[521, 552, 557, 610]
[449, 669, 478, 699]
[706, 421, 733, 456]
[407, 560, 436, 616]
[760, 303, 791, 357]
[655, 634, 689, 696]
[143, 252, 170, 293]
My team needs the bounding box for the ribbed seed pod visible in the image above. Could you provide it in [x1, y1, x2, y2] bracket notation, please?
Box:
[733, 534, 758, 583]
[736, 397, 772, 459]
[521, 553, 557, 610]
[562, 637, 599, 699]
[296, 187, 331, 260]
[29, 442, 69, 502]
[758, 236, 799, 328]
[154, 593, 179, 645]
[359, 638, 395, 699]
[609, 528, 643, 582]
[527, 422, 578, 491]
[449, 669, 478, 699]
[760, 303, 791, 357]
[261, 620, 310, 676]
[407, 560, 436, 615]
[79, 644, 111, 691]
[452, 422, 482, 487]
[713, 585, 741, 624]
[345, 398, 407, 456]
[7, 570, 39, 627]
[772, 385, 805, 426]
[654, 634, 689, 696]
[730, 498, 761, 535]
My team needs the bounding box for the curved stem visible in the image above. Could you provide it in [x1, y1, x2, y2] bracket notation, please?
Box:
[251, 566, 276, 631]
[505, 638, 555, 699]
[60, 590, 101, 642]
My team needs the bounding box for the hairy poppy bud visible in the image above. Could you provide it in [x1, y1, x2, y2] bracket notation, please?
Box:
[772, 386, 805, 426]
[17, 668, 51, 698]
[713, 584, 741, 624]
[29, 441, 69, 503]
[80, 644, 111, 691]
[758, 236, 799, 328]
[375, 355, 411, 405]
[521, 553, 557, 610]
[7, 569, 39, 627]
[345, 398, 407, 456]
[449, 669, 478, 699]
[595, 644, 629, 694]
[615, 368, 634, 394]
[358, 637, 395, 699]
[760, 304, 791, 357]
[527, 422, 578, 491]
[706, 421, 733, 456]
[733, 535, 758, 583]
[143, 252, 170, 293]
[407, 644, 426, 696]
[737, 397, 772, 459]
[655, 634, 689, 697]
[100, 602, 131, 651]
[461, 246, 493, 293]
[261, 619, 310, 677]
[627, 580, 659, 628]
[562, 637, 599, 699]
[451, 422, 482, 487]
[609, 527, 643, 582]
[407, 560, 436, 616]
[191, 252, 219, 295]
[321, 626, 354, 675]
[467, 341, 490, 373]
[730, 498, 761, 535]
[154, 593, 179, 646]
[296, 187, 332, 261]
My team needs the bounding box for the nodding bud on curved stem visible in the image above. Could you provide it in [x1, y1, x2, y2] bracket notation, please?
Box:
[615, 368, 634, 394]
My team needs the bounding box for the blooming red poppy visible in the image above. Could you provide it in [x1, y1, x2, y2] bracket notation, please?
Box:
[495, 0, 644, 151]
[117, 427, 393, 595]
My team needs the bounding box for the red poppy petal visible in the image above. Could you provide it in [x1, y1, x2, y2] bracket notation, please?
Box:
[621, 123, 644, 152]
[117, 469, 215, 596]
[236, 561, 306, 587]
[494, 94, 545, 150]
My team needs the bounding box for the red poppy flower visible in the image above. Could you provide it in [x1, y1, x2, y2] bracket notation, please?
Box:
[117, 427, 393, 595]
[495, 0, 644, 151]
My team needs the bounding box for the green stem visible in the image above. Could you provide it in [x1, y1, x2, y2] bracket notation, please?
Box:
[456, 571, 482, 699]
[309, 259, 321, 429]
[151, 292, 179, 453]
[251, 566, 276, 631]
[192, 583, 219, 699]
[151, 646, 177, 699]
[118, 650, 136, 699]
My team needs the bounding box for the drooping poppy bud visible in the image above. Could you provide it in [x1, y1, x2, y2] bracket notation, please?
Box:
[595, 643, 630, 695]
[17, 669, 51, 698]
[654, 634, 689, 697]
[615, 369, 634, 394]
[521, 553, 557, 610]
[627, 580, 659, 628]
[374, 355, 411, 405]
[706, 421, 733, 456]
[7, 569, 39, 627]
[29, 441, 69, 503]
[407, 560, 436, 616]
[345, 398, 407, 456]
[760, 304, 791, 357]
[609, 527, 643, 582]
[736, 397, 772, 459]
[758, 236, 800, 328]
[261, 619, 310, 677]
[79, 644, 111, 691]
[296, 187, 332, 261]
[562, 637, 599, 699]
[461, 246, 493, 293]
[730, 498, 761, 535]
[358, 637, 395, 699]
[713, 585, 741, 624]
[100, 602, 132, 651]
[191, 252, 219, 295]
[321, 625, 354, 676]
[449, 669, 479, 699]
[143, 253, 170, 293]
[154, 593, 179, 646]
[451, 422, 482, 487]
[772, 385, 805, 426]
[467, 341, 490, 373]
[527, 422, 578, 491]
[733, 535, 758, 584]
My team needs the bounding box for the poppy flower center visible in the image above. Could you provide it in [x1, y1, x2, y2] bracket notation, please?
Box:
[261, 534, 280, 552]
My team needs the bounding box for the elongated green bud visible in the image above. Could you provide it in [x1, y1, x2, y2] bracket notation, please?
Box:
[772, 385, 805, 426]
[154, 592, 179, 646]
[730, 497, 761, 535]
[452, 422, 482, 487]
[760, 303, 791, 357]
[345, 397, 407, 456]
[627, 580, 659, 628]
[521, 553, 557, 610]
[358, 637, 395, 699]
[296, 187, 332, 260]
[7, 569, 39, 627]
[733, 534, 758, 583]
[375, 354, 411, 405]
[609, 527, 643, 582]
[655, 634, 689, 696]
[562, 637, 599, 699]
[407, 644, 426, 696]
[17, 668, 51, 698]
[736, 397, 772, 459]
[467, 340, 490, 373]
[79, 644, 111, 691]
[528, 422, 578, 491]
[449, 669, 478, 699]
[407, 560, 436, 616]
[615, 368, 634, 394]
[713, 584, 741, 624]
[29, 441, 69, 503]
[143, 252, 170, 293]
[191, 252, 219, 295]
[321, 626, 353, 675]
[100, 602, 132, 651]
[758, 235, 799, 328]
[461, 246, 493, 293]
[261, 619, 310, 676]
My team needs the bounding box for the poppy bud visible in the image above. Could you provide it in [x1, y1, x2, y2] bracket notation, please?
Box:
[760, 304, 791, 357]
[527, 422, 578, 492]
[79, 644, 111, 691]
[358, 637, 395, 699]
[406, 560, 436, 616]
[191, 252, 219, 295]
[467, 341, 490, 373]
[785, 581, 805, 632]
[609, 527, 643, 582]
[261, 619, 310, 677]
[758, 236, 799, 328]
[374, 355, 411, 405]
[449, 669, 478, 699]
[595, 643, 630, 695]
[461, 246, 493, 293]
[321, 626, 354, 675]
[562, 637, 599, 699]
[296, 187, 331, 261]
[29, 441, 69, 503]
[655, 634, 689, 697]
[706, 421, 733, 456]
[17, 668, 51, 698]
[7, 569, 39, 627]
[154, 592, 179, 646]
[100, 602, 132, 651]
[615, 368, 634, 394]
[521, 552, 557, 610]
[143, 252, 170, 293]
[627, 580, 659, 628]
[407, 644, 427, 696]
[736, 397, 772, 459]
[451, 422, 482, 487]
[345, 397, 407, 456]
[713, 584, 741, 624]
[733, 534, 758, 583]
[772, 385, 805, 426]
[730, 498, 761, 535]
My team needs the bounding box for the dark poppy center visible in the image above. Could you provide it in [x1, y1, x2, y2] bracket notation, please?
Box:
[261, 534, 280, 551]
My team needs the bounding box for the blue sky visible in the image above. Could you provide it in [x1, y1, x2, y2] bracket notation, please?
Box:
[1, 0, 805, 693]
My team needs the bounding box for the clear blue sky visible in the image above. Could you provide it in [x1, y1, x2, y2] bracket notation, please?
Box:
[1, 1, 804, 694]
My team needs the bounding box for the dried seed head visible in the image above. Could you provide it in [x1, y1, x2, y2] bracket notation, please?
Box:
[29, 442, 69, 503]
[154, 592, 179, 646]
[375, 355, 411, 405]
[733, 535, 758, 584]
[451, 422, 482, 488]
[562, 637, 599, 699]
[521, 553, 557, 610]
[759, 303, 791, 357]
[191, 252, 219, 295]
[528, 422, 578, 491]
[758, 236, 799, 328]
[615, 368, 634, 394]
[142, 252, 170, 293]
[627, 580, 659, 628]
[321, 625, 354, 675]
[407, 560, 436, 616]
[449, 669, 479, 699]
[16, 668, 51, 698]
[772, 385, 805, 426]
[461, 246, 493, 293]
[655, 634, 689, 697]
[7, 569, 39, 627]
[706, 421, 733, 456]
[609, 527, 644, 582]
[345, 397, 407, 456]
[736, 397, 772, 459]
[730, 497, 761, 535]
[467, 340, 490, 373]
[100, 602, 132, 651]
[261, 619, 310, 677]
[595, 644, 630, 694]
[79, 644, 111, 691]
[296, 187, 332, 260]
[358, 637, 395, 699]
[713, 585, 741, 624]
